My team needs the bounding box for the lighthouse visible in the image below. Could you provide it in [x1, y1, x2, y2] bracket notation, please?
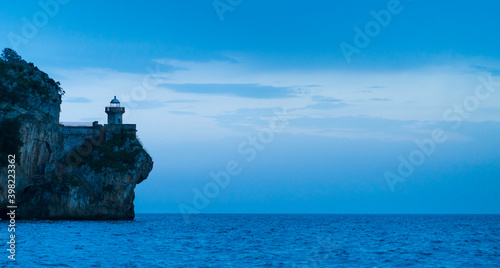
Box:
[105, 96, 125, 124]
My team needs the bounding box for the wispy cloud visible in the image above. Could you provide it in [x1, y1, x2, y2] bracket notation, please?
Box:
[153, 64, 188, 73]
[64, 97, 92, 103]
[286, 116, 438, 141]
[295, 96, 347, 110]
[161, 83, 298, 99]
[156, 53, 239, 65]
[211, 107, 284, 132]
[169, 111, 197, 115]
[471, 65, 500, 76]
[311, 96, 343, 103]
[164, 100, 200, 104]
[371, 98, 391, 102]
[301, 102, 347, 110]
[128, 100, 166, 110]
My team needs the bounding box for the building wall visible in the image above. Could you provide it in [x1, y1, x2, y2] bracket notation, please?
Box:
[107, 113, 117, 124]
[59, 123, 137, 153]
[104, 124, 137, 138]
[59, 126, 101, 152]
[105, 107, 125, 124]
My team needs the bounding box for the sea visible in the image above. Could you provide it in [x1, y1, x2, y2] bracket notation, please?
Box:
[2, 214, 499, 267]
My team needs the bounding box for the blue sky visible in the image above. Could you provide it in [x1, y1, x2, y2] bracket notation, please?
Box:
[2, 0, 500, 213]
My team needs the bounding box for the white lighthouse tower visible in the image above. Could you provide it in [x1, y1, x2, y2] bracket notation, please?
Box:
[105, 96, 125, 124]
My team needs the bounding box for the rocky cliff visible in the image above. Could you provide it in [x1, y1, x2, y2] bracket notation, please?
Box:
[0, 49, 153, 220]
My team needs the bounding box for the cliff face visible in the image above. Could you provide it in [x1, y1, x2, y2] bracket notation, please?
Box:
[0, 49, 153, 220]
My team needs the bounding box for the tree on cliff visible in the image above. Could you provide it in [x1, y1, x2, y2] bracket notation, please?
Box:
[1, 48, 22, 62]
[0, 48, 65, 98]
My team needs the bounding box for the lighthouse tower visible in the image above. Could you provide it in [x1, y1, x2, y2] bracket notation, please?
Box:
[105, 96, 125, 124]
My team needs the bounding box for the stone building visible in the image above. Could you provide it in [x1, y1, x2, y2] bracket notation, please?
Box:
[103, 96, 136, 135]
[59, 96, 137, 151]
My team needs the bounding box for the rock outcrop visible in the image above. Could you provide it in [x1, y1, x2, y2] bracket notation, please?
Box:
[0, 49, 153, 220]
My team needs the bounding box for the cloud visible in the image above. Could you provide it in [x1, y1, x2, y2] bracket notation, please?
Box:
[311, 96, 342, 103]
[471, 65, 500, 76]
[157, 53, 239, 65]
[168, 111, 197, 115]
[302, 102, 347, 110]
[160, 83, 298, 99]
[211, 107, 283, 132]
[210, 112, 449, 141]
[279, 117, 494, 142]
[153, 64, 188, 73]
[64, 97, 92, 103]
[285, 116, 435, 141]
[126, 100, 166, 110]
[295, 96, 347, 110]
[290, 116, 416, 130]
[371, 98, 391, 102]
[164, 100, 199, 104]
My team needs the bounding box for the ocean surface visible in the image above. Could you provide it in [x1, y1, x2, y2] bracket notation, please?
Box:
[3, 214, 499, 267]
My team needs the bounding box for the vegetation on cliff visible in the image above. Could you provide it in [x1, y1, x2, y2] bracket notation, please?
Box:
[0, 48, 64, 106]
[80, 129, 148, 174]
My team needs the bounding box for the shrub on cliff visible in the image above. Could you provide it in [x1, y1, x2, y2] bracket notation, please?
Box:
[78, 129, 145, 173]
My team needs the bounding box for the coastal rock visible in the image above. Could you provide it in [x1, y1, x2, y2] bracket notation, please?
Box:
[0, 49, 153, 220]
